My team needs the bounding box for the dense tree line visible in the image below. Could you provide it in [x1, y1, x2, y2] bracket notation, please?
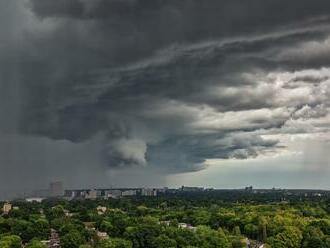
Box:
[0, 195, 330, 247]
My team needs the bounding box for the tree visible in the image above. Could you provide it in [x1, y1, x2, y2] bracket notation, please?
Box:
[303, 237, 325, 248]
[60, 230, 85, 248]
[79, 245, 93, 248]
[302, 226, 325, 248]
[102, 211, 131, 237]
[244, 224, 258, 239]
[310, 219, 330, 235]
[152, 234, 177, 248]
[109, 238, 132, 248]
[99, 220, 113, 234]
[232, 239, 247, 248]
[258, 216, 268, 242]
[32, 219, 50, 240]
[267, 226, 302, 248]
[233, 226, 241, 236]
[26, 239, 48, 248]
[11, 219, 35, 242]
[97, 238, 132, 248]
[0, 235, 22, 248]
[192, 210, 211, 226]
[196, 226, 230, 248]
[124, 224, 161, 248]
[0, 217, 11, 234]
[165, 226, 199, 247]
[46, 205, 65, 221]
[324, 236, 330, 247]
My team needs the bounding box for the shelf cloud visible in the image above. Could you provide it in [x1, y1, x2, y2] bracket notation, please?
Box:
[1, 0, 330, 193]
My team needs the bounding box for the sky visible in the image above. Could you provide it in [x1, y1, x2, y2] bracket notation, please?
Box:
[1, 0, 330, 198]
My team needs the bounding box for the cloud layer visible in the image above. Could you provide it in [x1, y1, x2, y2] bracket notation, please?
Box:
[1, 0, 330, 192]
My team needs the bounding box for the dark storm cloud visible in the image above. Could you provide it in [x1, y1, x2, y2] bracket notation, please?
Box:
[147, 133, 278, 172]
[29, 0, 330, 32]
[1, 0, 330, 193]
[28, 0, 330, 66]
[17, 27, 329, 141]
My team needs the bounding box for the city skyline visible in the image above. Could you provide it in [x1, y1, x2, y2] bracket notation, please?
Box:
[1, 0, 330, 199]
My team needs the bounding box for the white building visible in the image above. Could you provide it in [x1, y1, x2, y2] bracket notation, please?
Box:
[97, 206, 107, 215]
[105, 190, 122, 199]
[97, 231, 109, 240]
[85, 189, 98, 200]
[26, 197, 44, 203]
[122, 190, 137, 196]
[141, 188, 157, 196]
[178, 223, 188, 228]
[2, 203, 12, 214]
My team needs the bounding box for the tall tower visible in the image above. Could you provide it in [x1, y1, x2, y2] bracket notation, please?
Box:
[49, 181, 63, 197]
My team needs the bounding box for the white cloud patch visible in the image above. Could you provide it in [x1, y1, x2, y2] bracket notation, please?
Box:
[106, 138, 147, 167]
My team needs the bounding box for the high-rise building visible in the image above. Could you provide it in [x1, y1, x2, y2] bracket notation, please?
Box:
[85, 189, 98, 200]
[49, 181, 63, 197]
[105, 189, 122, 199]
[181, 186, 204, 192]
[141, 188, 157, 196]
[121, 190, 137, 196]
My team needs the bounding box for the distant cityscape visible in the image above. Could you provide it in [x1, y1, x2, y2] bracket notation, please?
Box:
[2, 181, 330, 203]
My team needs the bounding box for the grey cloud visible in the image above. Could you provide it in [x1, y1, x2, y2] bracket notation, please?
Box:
[2, 0, 330, 194]
[146, 133, 278, 173]
[291, 75, 329, 84]
[293, 104, 329, 120]
[26, 0, 330, 69]
[105, 138, 147, 168]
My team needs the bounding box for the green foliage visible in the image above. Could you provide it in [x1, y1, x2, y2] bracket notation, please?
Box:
[196, 225, 230, 248]
[97, 238, 132, 248]
[191, 209, 211, 226]
[152, 234, 177, 248]
[231, 239, 247, 248]
[25, 239, 48, 248]
[233, 226, 241, 236]
[267, 226, 303, 248]
[244, 223, 258, 239]
[0, 235, 22, 248]
[60, 230, 85, 248]
[47, 205, 65, 220]
[80, 245, 93, 248]
[1, 196, 330, 248]
[99, 210, 131, 237]
[33, 219, 50, 240]
[124, 224, 161, 248]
